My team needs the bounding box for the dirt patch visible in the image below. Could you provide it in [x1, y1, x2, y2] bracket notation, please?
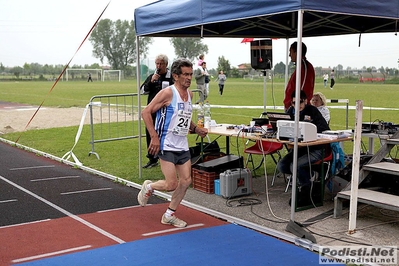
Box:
[0, 104, 138, 135]
[0, 107, 89, 134]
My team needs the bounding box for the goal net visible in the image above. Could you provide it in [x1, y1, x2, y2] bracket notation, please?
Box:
[102, 70, 122, 82]
[65, 69, 102, 81]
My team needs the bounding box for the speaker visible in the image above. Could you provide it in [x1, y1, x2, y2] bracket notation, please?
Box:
[250, 40, 272, 70]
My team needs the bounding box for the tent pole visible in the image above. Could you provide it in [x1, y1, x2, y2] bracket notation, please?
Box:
[289, 10, 304, 222]
[285, 10, 316, 244]
[263, 70, 267, 113]
[136, 36, 143, 179]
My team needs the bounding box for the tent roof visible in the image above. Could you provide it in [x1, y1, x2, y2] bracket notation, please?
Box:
[134, 0, 399, 38]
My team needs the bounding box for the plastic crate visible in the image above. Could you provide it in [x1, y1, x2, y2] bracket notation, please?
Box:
[214, 179, 220, 196]
[192, 168, 218, 194]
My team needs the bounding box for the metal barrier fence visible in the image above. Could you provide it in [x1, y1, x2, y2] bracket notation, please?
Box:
[62, 94, 348, 167]
[88, 93, 138, 159]
[327, 99, 349, 129]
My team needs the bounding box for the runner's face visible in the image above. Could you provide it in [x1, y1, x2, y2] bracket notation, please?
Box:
[176, 66, 193, 88]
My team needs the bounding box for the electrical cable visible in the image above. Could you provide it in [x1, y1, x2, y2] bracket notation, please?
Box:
[226, 198, 262, 207]
[257, 135, 289, 223]
[225, 132, 289, 223]
[223, 122, 399, 244]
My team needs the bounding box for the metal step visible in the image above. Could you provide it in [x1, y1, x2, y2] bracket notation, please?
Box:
[362, 161, 399, 176]
[386, 138, 399, 145]
[334, 188, 399, 217]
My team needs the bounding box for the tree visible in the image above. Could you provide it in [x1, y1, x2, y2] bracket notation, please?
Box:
[89, 19, 153, 71]
[170, 38, 208, 61]
[337, 64, 343, 78]
[217, 56, 231, 75]
[23, 63, 30, 77]
[229, 67, 239, 78]
[11, 66, 23, 79]
[314, 66, 323, 77]
[273, 61, 286, 75]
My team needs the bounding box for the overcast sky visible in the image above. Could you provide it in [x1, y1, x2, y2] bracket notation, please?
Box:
[1, 0, 399, 71]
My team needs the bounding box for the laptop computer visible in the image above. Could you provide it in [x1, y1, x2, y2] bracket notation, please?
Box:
[267, 111, 292, 132]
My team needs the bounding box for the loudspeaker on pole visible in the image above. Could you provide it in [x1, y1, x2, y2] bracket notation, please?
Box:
[250, 39, 272, 70]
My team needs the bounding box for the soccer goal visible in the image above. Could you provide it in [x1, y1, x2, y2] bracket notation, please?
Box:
[65, 69, 102, 81]
[102, 70, 122, 82]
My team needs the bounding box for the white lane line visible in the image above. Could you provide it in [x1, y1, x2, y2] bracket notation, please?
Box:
[31, 176, 80, 182]
[12, 245, 91, 264]
[0, 175, 125, 244]
[10, 165, 55, 171]
[4, 106, 34, 109]
[142, 223, 205, 236]
[15, 108, 46, 112]
[61, 187, 112, 195]
[0, 199, 17, 204]
[0, 219, 51, 229]
[97, 205, 139, 213]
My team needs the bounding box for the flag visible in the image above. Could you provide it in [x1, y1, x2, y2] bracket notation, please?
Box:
[241, 38, 254, 43]
[241, 38, 278, 43]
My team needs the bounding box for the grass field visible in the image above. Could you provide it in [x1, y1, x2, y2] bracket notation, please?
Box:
[1, 79, 398, 184]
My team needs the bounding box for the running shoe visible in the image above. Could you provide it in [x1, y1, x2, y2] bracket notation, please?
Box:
[161, 214, 187, 228]
[137, 180, 152, 206]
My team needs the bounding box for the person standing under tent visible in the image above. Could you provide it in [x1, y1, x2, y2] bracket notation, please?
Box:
[140, 54, 174, 169]
[215, 70, 227, 95]
[323, 73, 328, 88]
[330, 69, 335, 89]
[283, 41, 315, 112]
[139, 58, 208, 227]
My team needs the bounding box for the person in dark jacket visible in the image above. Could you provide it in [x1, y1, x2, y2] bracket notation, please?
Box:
[140, 54, 174, 168]
[277, 90, 330, 206]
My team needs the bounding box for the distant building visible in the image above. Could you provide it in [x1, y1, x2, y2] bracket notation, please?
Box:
[238, 63, 251, 70]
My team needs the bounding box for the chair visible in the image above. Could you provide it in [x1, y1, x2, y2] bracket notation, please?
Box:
[310, 145, 333, 201]
[244, 140, 283, 179]
[312, 144, 333, 181]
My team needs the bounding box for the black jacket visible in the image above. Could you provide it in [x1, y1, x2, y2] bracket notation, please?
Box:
[286, 104, 330, 133]
[140, 69, 174, 104]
